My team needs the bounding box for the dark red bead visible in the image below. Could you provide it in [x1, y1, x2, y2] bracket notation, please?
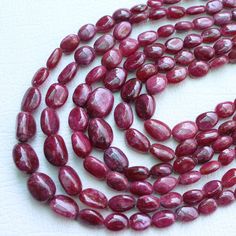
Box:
[144, 43, 166, 60]
[217, 190, 235, 206]
[146, 74, 167, 94]
[96, 15, 115, 33]
[198, 198, 217, 215]
[212, 136, 233, 152]
[206, 0, 223, 15]
[157, 25, 175, 37]
[194, 46, 215, 61]
[193, 17, 214, 30]
[210, 55, 229, 68]
[149, 8, 167, 20]
[222, 168, 236, 187]
[179, 171, 201, 185]
[124, 51, 146, 71]
[78, 24, 96, 42]
[147, 0, 163, 8]
[108, 195, 135, 212]
[136, 63, 158, 82]
[153, 176, 178, 195]
[176, 206, 199, 222]
[130, 181, 153, 196]
[104, 213, 128, 231]
[150, 163, 173, 178]
[60, 34, 80, 53]
[85, 66, 107, 85]
[175, 50, 194, 66]
[183, 189, 204, 205]
[58, 62, 78, 84]
[152, 210, 175, 228]
[214, 11, 232, 26]
[129, 213, 151, 231]
[201, 28, 221, 43]
[130, 4, 148, 13]
[113, 21, 132, 40]
[157, 56, 175, 72]
[74, 46, 95, 66]
[175, 21, 193, 31]
[121, 78, 142, 102]
[150, 144, 175, 162]
[125, 166, 149, 181]
[137, 195, 160, 213]
[196, 111, 219, 130]
[106, 171, 129, 191]
[200, 160, 221, 175]
[160, 192, 182, 209]
[166, 66, 188, 83]
[165, 37, 183, 54]
[188, 61, 210, 78]
[79, 209, 104, 225]
[46, 48, 62, 69]
[173, 156, 196, 174]
[175, 139, 198, 157]
[129, 11, 149, 24]
[203, 180, 223, 198]
[94, 34, 115, 54]
[193, 146, 214, 163]
[68, 107, 88, 132]
[186, 6, 206, 15]
[214, 38, 233, 55]
[112, 8, 131, 22]
[215, 101, 235, 118]
[138, 31, 157, 46]
[218, 120, 236, 135]
[184, 34, 203, 48]
[167, 6, 185, 19]
[102, 48, 122, 70]
[218, 148, 236, 165]
[73, 83, 92, 107]
[119, 38, 139, 57]
[21, 87, 41, 112]
[40, 108, 59, 135]
[31, 67, 49, 87]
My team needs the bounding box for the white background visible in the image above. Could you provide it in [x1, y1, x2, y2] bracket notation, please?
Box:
[0, 0, 236, 235]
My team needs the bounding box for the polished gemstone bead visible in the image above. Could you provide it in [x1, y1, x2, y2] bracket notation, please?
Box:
[166, 66, 187, 83]
[108, 195, 135, 212]
[96, 15, 115, 32]
[179, 171, 201, 185]
[86, 88, 114, 118]
[196, 112, 219, 130]
[212, 136, 233, 152]
[40, 108, 59, 135]
[193, 17, 214, 30]
[71, 132, 92, 158]
[153, 176, 178, 195]
[94, 34, 115, 54]
[79, 188, 107, 209]
[188, 61, 209, 78]
[58, 62, 78, 84]
[186, 6, 206, 15]
[129, 11, 149, 24]
[104, 147, 129, 172]
[152, 210, 175, 228]
[72, 83, 92, 107]
[193, 146, 214, 163]
[175, 50, 194, 66]
[222, 168, 236, 187]
[160, 192, 182, 209]
[137, 195, 160, 213]
[157, 25, 175, 37]
[176, 206, 199, 222]
[150, 163, 173, 178]
[194, 46, 215, 61]
[222, 23, 236, 36]
[173, 156, 196, 174]
[200, 160, 221, 175]
[85, 66, 107, 85]
[217, 190, 235, 206]
[124, 51, 146, 71]
[146, 74, 167, 94]
[125, 166, 149, 181]
[206, 0, 223, 15]
[184, 34, 203, 48]
[112, 8, 131, 22]
[150, 144, 175, 162]
[68, 107, 88, 132]
[59, 166, 82, 196]
[215, 101, 235, 118]
[16, 112, 36, 142]
[60, 34, 80, 53]
[223, 0, 236, 7]
[130, 4, 148, 13]
[198, 198, 217, 215]
[21, 87, 41, 112]
[114, 102, 133, 130]
[125, 128, 150, 152]
[175, 21, 193, 31]
[129, 213, 151, 231]
[44, 134, 68, 166]
[157, 56, 175, 72]
[84, 156, 108, 180]
[121, 78, 142, 102]
[46, 48, 62, 69]
[45, 83, 68, 109]
[183, 189, 204, 205]
[210, 55, 229, 68]
[13, 143, 39, 174]
[219, 120, 236, 135]
[201, 28, 221, 43]
[203, 180, 222, 198]
[138, 31, 157, 46]
[147, 0, 163, 8]
[196, 129, 219, 146]
[175, 139, 198, 157]
[113, 21, 132, 40]
[78, 24, 96, 41]
[119, 38, 139, 57]
[214, 11, 232, 26]
[79, 209, 104, 225]
[88, 118, 113, 150]
[31, 67, 49, 87]
[130, 181, 153, 196]
[144, 43, 166, 60]
[167, 6, 185, 19]
[149, 8, 167, 20]
[102, 49, 123, 70]
[74, 46, 95, 66]
[214, 38, 233, 55]
[106, 171, 129, 191]
[165, 38, 183, 54]
[136, 63, 157, 82]
[27, 172, 56, 202]
[104, 213, 128, 231]
[218, 148, 235, 165]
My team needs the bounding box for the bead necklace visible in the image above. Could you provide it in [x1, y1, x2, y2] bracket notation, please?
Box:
[13, 0, 236, 231]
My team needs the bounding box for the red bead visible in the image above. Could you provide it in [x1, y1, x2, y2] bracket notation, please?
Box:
[119, 38, 139, 57]
[175, 50, 194, 66]
[125, 166, 149, 181]
[68, 107, 88, 132]
[46, 48, 62, 69]
[184, 34, 203, 48]
[167, 6, 185, 19]
[198, 198, 217, 215]
[218, 148, 235, 165]
[157, 56, 175, 72]
[166, 66, 187, 83]
[104, 213, 128, 231]
[146, 74, 167, 94]
[130, 181, 153, 196]
[175, 139, 198, 157]
[44, 134, 68, 166]
[150, 163, 173, 178]
[112, 8, 131, 22]
[121, 78, 142, 102]
[219, 120, 236, 135]
[102, 49, 123, 69]
[147, 0, 163, 9]
[73, 83, 92, 107]
[222, 168, 236, 187]
[160, 192, 182, 209]
[223, 0, 236, 7]
[212, 136, 233, 152]
[152, 210, 175, 228]
[215, 101, 235, 118]
[150, 144, 175, 162]
[214, 11, 232, 26]
[129, 213, 151, 231]
[206, 0, 223, 14]
[130, 4, 148, 13]
[217, 190, 235, 206]
[188, 61, 209, 78]
[222, 23, 236, 36]
[179, 171, 201, 185]
[173, 156, 196, 174]
[124, 51, 146, 71]
[21, 87, 41, 112]
[31, 67, 49, 87]
[201, 28, 221, 43]
[194, 46, 215, 61]
[193, 17, 214, 30]
[153, 176, 178, 195]
[214, 38, 233, 55]
[176, 206, 199, 222]
[60, 34, 80, 53]
[200, 160, 221, 175]
[96, 15, 115, 33]
[175, 21, 193, 31]
[129, 11, 149, 24]
[196, 112, 219, 130]
[186, 6, 206, 15]
[106, 171, 129, 191]
[157, 25, 175, 37]
[94, 34, 115, 54]
[193, 146, 214, 163]
[78, 24, 96, 41]
[85, 66, 107, 85]
[144, 43, 166, 60]
[113, 21, 132, 40]
[108, 195, 135, 212]
[79, 209, 104, 225]
[210, 55, 229, 69]
[165, 38, 183, 54]
[183, 189, 204, 205]
[40, 108, 59, 135]
[137, 195, 160, 213]
[203, 180, 222, 198]
[74, 46, 95, 66]
[138, 31, 157, 46]
[228, 48, 236, 63]
[58, 62, 78, 84]
[136, 63, 157, 82]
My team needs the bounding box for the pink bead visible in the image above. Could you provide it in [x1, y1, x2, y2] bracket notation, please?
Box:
[214, 11, 232, 26]
[79, 209, 104, 225]
[184, 34, 203, 48]
[222, 168, 236, 187]
[196, 112, 219, 130]
[214, 38, 233, 55]
[183, 189, 204, 205]
[186, 6, 206, 15]
[59, 166, 82, 196]
[176, 206, 199, 222]
[206, 0, 223, 15]
[129, 213, 151, 231]
[44, 134, 68, 166]
[175, 50, 194, 66]
[203, 180, 222, 198]
[112, 8, 131, 22]
[157, 25, 175, 37]
[94, 34, 115, 54]
[21, 87, 41, 112]
[102, 49, 122, 70]
[144, 43, 166, 60]
[119, 38, 139, 57]
[74, 46, 95, 66]
[193, 146, 214, 163]
[125, 166, 149, 181]
[167, 6, 185, 19]
[40, 108, 59, 135]
[85, 66, 107, 85]
[200, 160, 221, 175]
[104, 213, 128, 231]
[16, 112, 36, 142]
[130, 4, 148, 13]
[124, 51, 146, 71]
[147, 0, 163, 8]
[138, 31, 157, 46]
[150, 163, 172, 178]
[45, 83, 68, 109]
[166, 66, 187, 83]
[108, 195, 135, 212]
[222, 23, 236, 37]
[73, 83, 92, 107]
[121, 78, 142, 102]
[46, 48, 62, 69]
[31, 67, 49, 87]
[68, 107, 88, 132]
[210, 55, 229, 69]
[129, 11, 149, 24]
[175, 21, 193, 31]
[173, 156, 196, 174]
[175, 139, 198, 157]
[150, 144, 175, 162]
[137, 195, 160, 213]
[188, 61, 209, 78]
[146, 74, 167, 94]
[130, 181, 153, 196]
[215, 101, 235, 118]
[152, 210, 175, 228]
[223, 0, 236, 7]
[194, 46, 215, 61]
[179, 171, 201, 185]
[136, 63, 158, 82]
[201, 28, 221, 43]
[153, 176, 178, 195]
[157, 56, 175, 72]
[218, 148, 235, 165]
[212, 136, 233, 152]
[219, 120, 236, 135]
[96, 15, 115, 33]
[13, 143, 39, 174]
[193, 17, 214, 30]
[78, 24, 96, 41]
[106, 171, 129, 191]
[198, 198, 217, 215]
[60, 34, 80, 53]
[165, 37, 183, 54]
[58, 62, 78, 84]
[160, 192, 182, 209]
[113, 21, 132, 40]
[217, 190, 235, 206]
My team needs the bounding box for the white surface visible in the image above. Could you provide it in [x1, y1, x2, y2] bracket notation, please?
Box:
[0, 0, 236, 235]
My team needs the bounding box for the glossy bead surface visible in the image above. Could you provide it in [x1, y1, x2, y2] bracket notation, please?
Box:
[157, 25, 175, 37]
[124, 51, 146, 71]
[166, 66, 187, 83]
[218, 148, 235, 165]
[106, 171, 129, 191]
[150, 144, 175, 162]
[214, 38, 233, 55]
[188, 61, 209, 78]
[173, 156, 196, 174]
[78, 24, 96, 41]
[206, 0, 223, 15]
[157, 56, 175, 72]
[136, 63, 157, 82]
[137, 195, 160, 213]
[21, 87, 41, 112]
[175, 21, 193, 31]
[108, 195, 135, 212]
[144, 43, 166, 60]
[193, 146, 214, 163]
[165, 37, 183, 54]
[175, 139, 198, 157]
[176, 206, 199, 222]
[94, 34, 115, 54]
[104, 213, 128, 231]
[193, 17, 214, 30]
[211, 55, 229, 68]
[203, 180, 223, 198]
[46, 48, 62, 69]
[138, 31, 157, 46]
[121, 79, 142, 102]
[212, 136, 233, 152]
[152, 210, 175, 228]
[201, 28, 221, 43]
[68, 107, 88, 132]
[125, 166, 149, 181]
[194, 46, 215, 61]
[113, 21, 132, 40]
[160, 192, 182, 208]
[73, 83, 92, 107]
[167, 6, 185, 19]
[153, 176, 178, 195]
[184, 34, 203, 48]
[146, 74, 167, 94]
[196, 112, 219, 130]
[129, 213, 151, 231]
[217, 190, 235, 206]
[113, 8, 131, 22]
[130, 181, 153, 196]
[221, 168, 236, 187]
[31, 67, 49, 87]
[200, 161, 221, 175]
[79, 209, 104, 225]
[198, 198, 217, 215]
[102, 49, 123, 70]
[175, 50, 194, 66]
[74, 46, 95, 66]
[183, 189, 204, 205]
[149, 8, 167, 20]
[150, 163, 172, 178]
[58, 62, 78, 84]
[40, 108, 59, 135]
[179, 171, 201, 185]
[196, 129, 219, 145]
[85, 66, 107, 85]
[96, 15, 115, 33]
[119, 38, 139, 57]
[215, 101, 235, 118]
[186, 6, 206, 15]
[214, 11, 232, 26]
[60, 34, 80, 53]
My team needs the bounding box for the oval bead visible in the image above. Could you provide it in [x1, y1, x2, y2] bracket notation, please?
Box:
[121, 78, 142, 102]
[108, 195, 135, 212]
[96, 15, 115, 33]
[184, 34, 203, 48]
[183, 189, 204, 205]
[153, 176, 178, 195]
[68, 107, 88, 132]
[165, 37, 183, 54]
[166, 66, 188, 83]
[173, 156, 196, 174]
[46, 48, 62, 69]
[188, 61, 210, 78]
[119, 38, 139, 57]
[104, 213, 128, 231]
[215, 101, 235, 118]
[113, 21, 132, 40]
[200, 161, 221, 175]
[79, 209, 104, 225]
[150, 163, 173, 178]
[101, 49, 123, 70]
[194, 46, 215, 61]
[218, 148, 236, 165]
[175, 139, 198, 157]
[129, 213, 151, 231]
[176, 206, 199, 222]
[150, 144, 175, 162]
[157, 56, 175, 72]
[40, 108, 59, 135]
[138, 31, 157, 46]
[149, 8, 167, 20]
[74, 46, 95, 66]
[146, 74, 167, 94]
[196, 111, 219, 130]
[125, 166, 149, 181]
[137, 195, 160, 213]
[218, 120, 236, 135]
[158, 25, 175, 37]
[175, 21, 193, 31]
[186, 6, 206, 15]
[214, 38, 233, 55]
[221, 169, 236, 187]
[152, 210, 175, 228]
[203, 180, 223, 198]
[31, 67, 49, 87]
[85, 66, 107, 85]
[60, 34, 80, 53]
[167, 6, 185, 19]
[212, 136, 233, 152]
[130, 181, 153, 196]
[194, 146, 214, 164]
[58, 62, 78, 84]
[196, 129, 219, 146]
[124, 51, 146, 71]
[94, 34, 115, 54]
[217, 190, 235, 206]
[144, 43, 166, 60]
[21, 87, 41, 112]
[214, 11, 232, 26]
[106, 171, 129, 191]
[193, 17, 214, 30]
[73, 83, 92, 107]
[78, 24, 96, 41]
[179, 171, 201, 185]
[198, 198, 217, 215]
[175, 50, 194, 66]
[136, 63, 158, 83]
[160, 192, 182, 209]
[201, 28, 221, 43]
[113, 8, 132, 22]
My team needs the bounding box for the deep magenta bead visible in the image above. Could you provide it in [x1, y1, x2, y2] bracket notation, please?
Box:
[88, 118, 113, 150]
[186, 6, 206, 15]
[96, 15, 115, 33]
[183, 189, 204, 205]
[193, 146, 214, 163]
[79, 209, 104, 225]
[210, 55, 229, 68]
[166, 66, 188, 83]
[175, 21, 193, 31]
[160, 192, 182, 209]
[184, 34, 203, 48]
[200, 160, 221, 175]
[179, 171, 201, 185]
[214, 38, 233, 55]
[196, 112, 219, 130]
[201, 28, 221, 43]
[113, 21, 132, 40]
[104, 147, 129, 172]
[13, 143, 39, 174]
[215, 101, 235, 118]
[150, 163, 173, 178]
[16, 112, 36, 142]
[114, 102, 133, 130]
[108, 195, 135, 212]
[60, 34, 80, 53]
[106, 171, 129, 191]
[104, 213, 128, 231]
[193, 17, 214, 30]
[165, 38, 183, 54]
[157, 56, 175, 72]
[40, 108, 59, 135]
[112, 8, 131, 22]
[218, 148, 235, 165]
[31, 67, 49, 87]
[173, 156, 196, 174]
[138, 31, 157, 46]
[94, 34, 115, 54]
[121, 78, 142, 102]
[74, 46, 95, 66]
[167, 6, 185, 19]
[176, 206, 199, 222]
[217, 190, 235, 206]
[46, 48, 62, 69]
[84, 156, 108, 180]
[119, 38, 139, 57]
[222, 168, 236, 187]
[144, 43, 166, 60]
[44, 134, 68, 166]
[146, 74, 167, 94]
[222, 23, 236, 36]
[21, 87, 41, 112]
[153, 176, 178, 195]
[129, 11, 149, 24]
[68, 107, 88, 132]
[150, 144, 175, 162]
[147, 0, 163, 8]
[198, 198, 217, 215]
[212, 136, 233, 152]
[45, 83, 68, 109]
[219, 120, 236, 135]
[214, 11, 232, 26]
[73, 83, 92, 107]
[78, 24, 96, 41]
[129, 213, 151, 231]
[203, 180, 223, 198]
[86, 88, 114, 118]
[71, 132, 92, 158]
[175, 50, 194, 66]
[58, 62, 78, 84]
[157, 25, 175, 37]
[124, 51, 146, 71]
[102, 49, 123, 70]
[130, 181, 153, 196]
[175, 139, 197, 157]
[125, 166, 149, 181]
[85, 66, 107, 85]
[152, 210, 175, 228]
[188, 61, 209, 78]
[194, 46, 215, 61]
[125, 128, 150, 152]
[104, 68, 126, 91]
[136, 63, 158, 82]
[206, 0, 223, 14]
[137, 195, 160, 213]
[27, 172, 56, 202]
[59, 166, 82, 196]
[130, 4, 148, 13]
[79, 188, 107, 209]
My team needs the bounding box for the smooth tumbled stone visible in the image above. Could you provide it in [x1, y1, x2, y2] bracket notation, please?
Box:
[166, 66, 188, 83]
[79, 209, 104, 225]
[129, 213, 151, 231]
[119, 38, 139, 57]
[152, 210, 176, 228]
[200, 160, 221, 175]
[194, 46, 215, 61]
[218, 120, 236, 135]
[68, 107, 88, 132]
[46, 48, 62, 69]
[60, 34, 80, 53]
[130, 181, 153, 196]
[73, 83, 92, 107]
[175, 50, 194, 66]
[198, 198, 217, 215]
[173, 156, 196, 174]
[125, 166, 149, 181]
[203, 180, 223, 198]
[106, 171, 129, 191]
[195, 130, 219, 146]
[78, 24, 97, 42]
[104, 213, 128, 231]
[165, 37, 184, 54]
[183, 189, 204, 205]
[144, 43, 166, 60]
[158, 25, 175, 37]
[40, 108, 59, 135]
[31, 67, 49, 87]
[94, 34, 115, 54]
[21, 87, 41, 112]
[101, 49, 123, 70]
[175, 139, 198, 157]
[157, 56, 175, 72]
[153, 176, 178, 195]
[146, 74, 167, 94]
[74, 46, 95, 66]
[179, 171, 201, 185]
[188, 61, 210, 77]
[212, 136, 233, 152]
[217, 190, 235, 206]
[112, 8, 132, 22]
[121, 78, 142, 102]
[150, 143, 175, 162]
[85, 66, 107, 85]
[108, 195, 135, 212]
[124, 51, 146, 71]
[221, 168, 236, 187]
[193, 17, 214, 30]
[196, 111, 219, 130]
[96, 15, 115, 33]
[58, 62, 78, 84]
[214, 38, 233, 55]
[214, 11, 232, 26]
[136, 63, 158, 83]
[138, 30, 157, 46]
[137, 195, 160, 213]
[215, 101, 235, 118]
[218, 148, 236, 165]
[184, 34, 203, 48]
[201, 28, 221, 43]
[160, 192, 182, 209]
[150, 163, 173, 178]
[113, 21, 132, 40]
[176, 206, 199, 222]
